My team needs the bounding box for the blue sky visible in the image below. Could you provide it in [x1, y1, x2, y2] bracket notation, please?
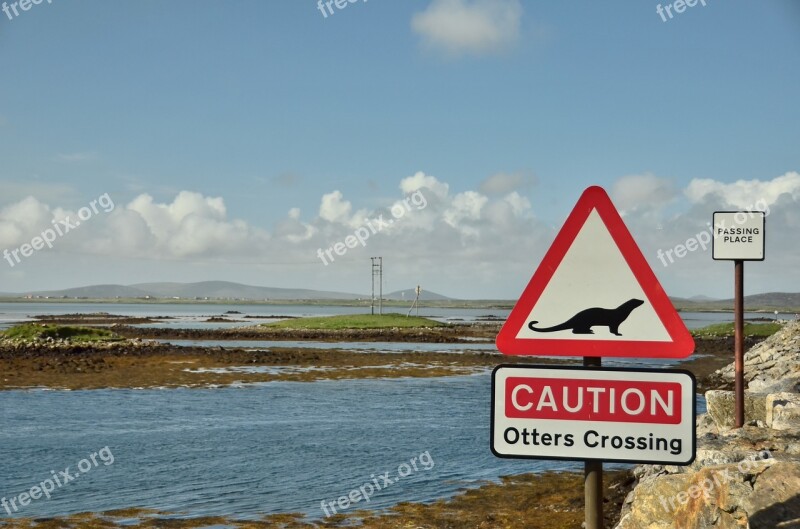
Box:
[1, 0, 799, 299]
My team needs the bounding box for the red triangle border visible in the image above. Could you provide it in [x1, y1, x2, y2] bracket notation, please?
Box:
[496, 186, 695, 358]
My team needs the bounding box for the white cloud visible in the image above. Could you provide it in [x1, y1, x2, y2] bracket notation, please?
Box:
[399, 171, 450, 198]
[276, 208, 317, 244]
[443, 191, 488, 227]
[117, 191, 268, 258]
[479, 171, 534, 195]
[503, 191, 531, 217]
[0, 196, 52, 247]
[1, 171, 798, 299]
[318, 191, 352, 224]
[0, 191, 272, 262]
[685, 172, 800, 208]
[128, 191, 226, 240]
[411, 0, 523, 56]
[316, 191, 370, 229]
[611, 173, 677, 213]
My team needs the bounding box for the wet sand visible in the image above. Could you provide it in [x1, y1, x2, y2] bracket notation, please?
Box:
[110, 323, 498, 342]
[0, 315, 763, 391]
[32, 312, 499, 342]
[0, 341, 533, 390]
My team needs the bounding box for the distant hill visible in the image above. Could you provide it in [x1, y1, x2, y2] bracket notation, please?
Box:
[384, 288, 452, 301]
[721, 292, 800, 310]
[672, 292, 800, 311]
[25, 284, 154, 298]
[3, 281, 795, 309]
[12, 281, 365, 301]
[8, 281, 456, 302]
[689, 295, 719, 302]
[130, 281, 362, 300]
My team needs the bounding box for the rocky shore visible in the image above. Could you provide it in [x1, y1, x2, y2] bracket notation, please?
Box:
[616, 321, 800, 528]
[0, 329, 758, 391]
[108, 322, 499, 342]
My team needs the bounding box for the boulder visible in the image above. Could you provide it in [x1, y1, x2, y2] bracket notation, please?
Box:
[705, 390, 767, 430]
[616, 463, 761, 529]
[749, 374, 800, 394]
[766, 392, 800, 430]
[742, 461, 800, 528]
[696, 412, 719, 437]
[616, 473, 694, 528]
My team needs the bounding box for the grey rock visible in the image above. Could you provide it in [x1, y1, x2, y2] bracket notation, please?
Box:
[696, 413, 719, 437]
[705, 390, 767, 430]
[766, 392, 800, 430]
[749, 375, 800, 394]
[742, 462, 800, 528]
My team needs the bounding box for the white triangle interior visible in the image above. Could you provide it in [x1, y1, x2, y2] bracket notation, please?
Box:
[515, 209, 672, 342]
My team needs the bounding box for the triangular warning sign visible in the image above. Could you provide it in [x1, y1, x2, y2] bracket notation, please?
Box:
[496, 186, 694, 358]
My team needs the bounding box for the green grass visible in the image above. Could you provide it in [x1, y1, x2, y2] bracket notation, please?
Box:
[1, 323, 122, 343]
[692, 322, 782, 338]
[263, 313, 445, 330]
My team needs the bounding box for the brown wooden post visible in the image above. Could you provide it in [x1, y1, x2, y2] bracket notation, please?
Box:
[584, 356, 603, 529]
[734, 260, 745, 428]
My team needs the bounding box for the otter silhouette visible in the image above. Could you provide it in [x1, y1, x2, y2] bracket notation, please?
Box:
[527, 298, 644, 336]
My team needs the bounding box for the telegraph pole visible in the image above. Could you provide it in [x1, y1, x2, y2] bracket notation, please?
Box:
[407, 285, 421, 317]
[370, 258, 375, 315]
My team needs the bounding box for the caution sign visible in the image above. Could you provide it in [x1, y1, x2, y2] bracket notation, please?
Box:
[491, 365, 696, 465]
[496, 186, 694, 358]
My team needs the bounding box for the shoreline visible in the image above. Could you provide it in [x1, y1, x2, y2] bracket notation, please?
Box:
[3, 297, 799, 313]
[0, 470, 634, 529]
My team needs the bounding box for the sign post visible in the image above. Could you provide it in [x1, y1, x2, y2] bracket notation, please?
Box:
[495, 187, 696, 529]
[712, 211, 766, 428]
[735, 260, 744, 428]
[584, 356, 603, 529]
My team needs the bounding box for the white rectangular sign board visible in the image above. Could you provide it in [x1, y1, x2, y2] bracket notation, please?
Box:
[491, 365, 696, 465]
[712, 211, 765, 261]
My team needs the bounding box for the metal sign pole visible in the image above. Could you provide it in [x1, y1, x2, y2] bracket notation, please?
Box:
[584, 356, 603, 529]
[734, 260, 744, 428]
